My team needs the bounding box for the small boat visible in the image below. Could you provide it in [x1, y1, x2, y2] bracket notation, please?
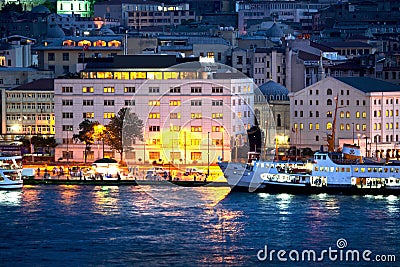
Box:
[0, 156, 23, 190]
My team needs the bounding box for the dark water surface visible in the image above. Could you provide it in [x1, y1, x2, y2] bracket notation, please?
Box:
[0, 185, 399, 266]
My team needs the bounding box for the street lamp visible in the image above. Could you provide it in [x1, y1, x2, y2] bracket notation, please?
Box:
[207, 131, 210, 178]
[362, 135, 369, 157]
[375, 134, 380, 159]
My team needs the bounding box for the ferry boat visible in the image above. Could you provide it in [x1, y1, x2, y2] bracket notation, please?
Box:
[218, 147, 400, 195]
[0, 156, 24, 189]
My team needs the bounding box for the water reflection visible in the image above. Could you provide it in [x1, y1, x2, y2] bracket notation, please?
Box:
[136, 184, 231, 208]
[57, 185, 79, 206]
[386, 195, 399, 214]
[92, 186, 121, 216]
[0, 190, 22, 206]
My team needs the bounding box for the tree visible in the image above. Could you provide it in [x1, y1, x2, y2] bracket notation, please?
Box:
[73, 119, 99, 163]
[105, 108, 143, 162]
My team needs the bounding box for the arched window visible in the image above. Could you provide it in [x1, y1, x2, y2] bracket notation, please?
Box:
[327, 99, 332, 105]
[316, 135, 319, 141]
[326, 122, 333, 130]
[277, 114, 281, 127]
[340, 111, 344, 118]
[327, 88, 332, 95]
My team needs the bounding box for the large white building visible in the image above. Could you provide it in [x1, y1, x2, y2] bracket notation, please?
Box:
[54, 55, 254, 163]
[289, 76, 400, 159]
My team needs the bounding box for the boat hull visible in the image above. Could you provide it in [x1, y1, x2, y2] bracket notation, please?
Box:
[0, 181, 23, 190]
[230, 183, 400, 195]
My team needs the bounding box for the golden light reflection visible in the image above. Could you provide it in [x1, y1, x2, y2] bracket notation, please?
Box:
[93, 186, 121, 215]
[386, 195, 399, 214]
[58, 185, 79, 206]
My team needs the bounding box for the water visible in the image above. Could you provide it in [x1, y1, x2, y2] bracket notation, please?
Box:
[0, 185, 399, 266]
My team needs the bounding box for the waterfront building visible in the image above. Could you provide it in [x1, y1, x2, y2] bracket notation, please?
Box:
[57, 0, 92, 17]
[0, 35, 36, 68]
[2, 78, 55, 140]
[289, 76, 400, 158]
[54, 55, 254, 163]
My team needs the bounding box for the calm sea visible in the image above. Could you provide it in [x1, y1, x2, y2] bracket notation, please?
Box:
[0, 185, 399, 266]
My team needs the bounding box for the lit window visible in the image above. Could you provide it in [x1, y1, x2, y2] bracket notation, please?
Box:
[170, 113, 181, 119]
[212, 126, 221, 132]
[82, 87, 93, 93]
[191, 126, 202, 132]
[191, 113, 202, 119]
[169, 100, 181, 106]
[212, 113, 223, 119]
[148, 113, 160, 119]
[103, 87, 115, 93]
[148, 100, 160, 106]
[103, 112, 115, 119]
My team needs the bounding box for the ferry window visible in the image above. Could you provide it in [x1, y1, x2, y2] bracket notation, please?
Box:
[378, 168, 382, 173]
[373, 168, 377, 172]
[325, 167, 329, 172]
[319, 167, 324, 171]
[396, 169, 399, 173]
[314, 167, 318, 171]
[330, 167, 334, 172]
[361, 168, 365, 173]
[322, 155, 326, 160]
[390, 168, 394, 172]
[336, 167, 339, 172]
[384, 168, 388, 173]
[346, 168, 350, 172]
[354, 167, 358, 172]
[341, 168, 345, 172]
[368, 168, 372, 172]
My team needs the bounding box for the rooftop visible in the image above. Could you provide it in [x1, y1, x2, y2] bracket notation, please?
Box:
[336, 77, 400, 92]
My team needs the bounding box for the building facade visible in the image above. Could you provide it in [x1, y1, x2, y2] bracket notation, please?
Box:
[2, 79, 55, 139]
[54, 55, 254, 163]
[289, 76, 400, 158]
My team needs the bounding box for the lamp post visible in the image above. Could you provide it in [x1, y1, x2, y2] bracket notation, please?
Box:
[375, 134, 380, 159]
[362, 135, 369, 157]
[357, 133, 361, 146]
[352, 123, 355, 144]
[207, 131, 210, 178]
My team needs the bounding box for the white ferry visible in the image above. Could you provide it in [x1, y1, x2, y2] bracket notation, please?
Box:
[218, 146, 400, 195]
[0, 156, 24, 189]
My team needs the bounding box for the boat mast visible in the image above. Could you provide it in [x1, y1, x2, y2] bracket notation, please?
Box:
[328, 94, 339, 152]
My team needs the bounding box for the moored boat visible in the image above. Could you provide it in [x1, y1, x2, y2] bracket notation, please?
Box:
[0, 156, 23, 190]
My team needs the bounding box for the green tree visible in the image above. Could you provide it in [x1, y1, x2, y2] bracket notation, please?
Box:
[73, 119, 99, 163]
[105, 108, 143, 162]
[31, 136, 57, 155]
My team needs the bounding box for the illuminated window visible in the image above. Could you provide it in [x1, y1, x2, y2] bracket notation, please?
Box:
[237, 112, 242, 118]
[316, 123, 319, 130]
[148, 113, 160, 119]
[377, 110, 381, 117]
[356, 124, 360, 131]
[212, 113, 223, 119]
[191, 139, 201, 146]
[356, 111, 360, 118]
[103, 112, 115, 119]
[340, 124, 344, 130]
[170, 125, 181, 132]
[346, 111, 350, 118]
[124, 87, 135, 93]
[346, 124, 350, 130]
[326, 122, 332, 130]
[340, 111, 344, 118]
[309, 123, 313, 130]
[103, 87, 115, 93]
[151, 139, 161, 145]
[212, 139, 223, 145]
[169, 100, 181, 106]
[82, 87, 93, 93]
[83, 112, 94, 119]
[212, 126, 221, 132]
[191, 126, 202, 132]
[149, 152, 160, 160]
[207, 52, 214, 58]
[191, 113, 202, 119]
[149, 100, 160, 106]
[170, 113, 181, 119]
[327, 111, 332, 117]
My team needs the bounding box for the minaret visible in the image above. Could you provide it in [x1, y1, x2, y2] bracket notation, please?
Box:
[317, 52, 325, 81]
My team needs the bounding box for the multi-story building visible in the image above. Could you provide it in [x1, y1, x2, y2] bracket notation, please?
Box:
[236, 1, 329, 34]
[2, 78, 55, 139]
[289, 76, 400, 158]
[54, 55, 254, 163]
[94, 0, 195, 29]
[0, 35, 36, 68]
[57, 0, 92, 17]
[34, 36, 123, 77]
